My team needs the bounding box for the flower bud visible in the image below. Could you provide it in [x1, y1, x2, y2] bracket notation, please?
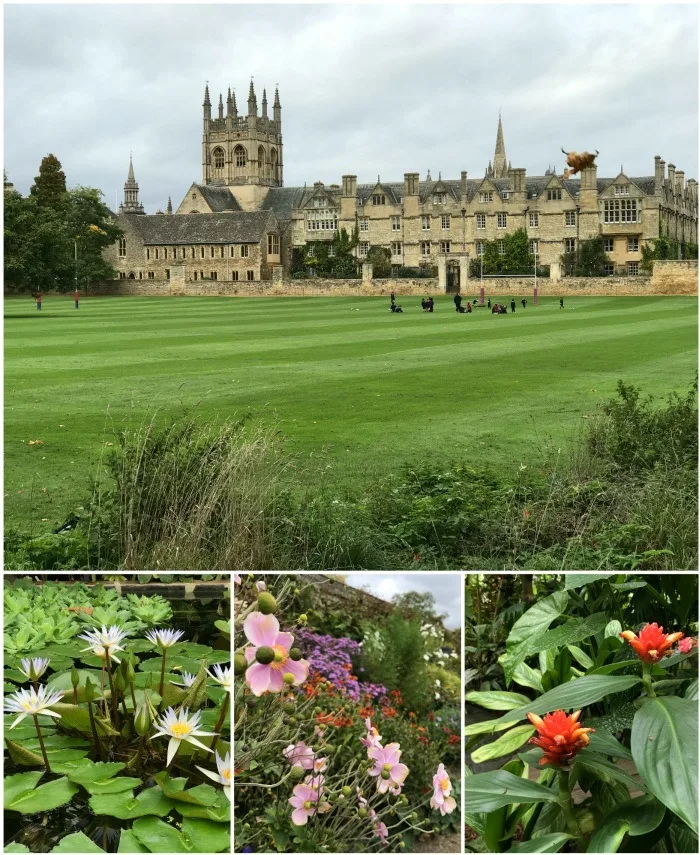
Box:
[411, 812, 418, 821]
[289, 648, 302, 661]
[358, 807, 368, 818]
[341, 786, 352, 797]
[326, 744, 335, 755]
[84, 677, 95, 702]
[257, 592, 277, 615]
[126, 658, 136, 683]
[234, 653, 248, 675]
[290, 765, 305, 781]
[287, 716, 297, 725]
[134, 703, 151, 736]
[115, 669, 126, 692]
[381, 769, 391, 780]
[299, 614, 308, 624]
[399, 843, 406, 850]
[282, 673, 295, 685]
[255, 646, 275, 665]
[121, 720, 131, 739]
[70, 667, 80, 689]
[283, 700, 296, 714]
[293, 588, 300, 595]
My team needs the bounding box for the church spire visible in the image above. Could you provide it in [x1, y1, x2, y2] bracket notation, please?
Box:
[248, 78, 257, 117]
[226, 86, 233, 117]
[273, 86, 281, 123]
[120, 154, 144, 215]
[218, 92, 224, 120]
[492, 112, 508, 178]
[166, 196, 172, 215]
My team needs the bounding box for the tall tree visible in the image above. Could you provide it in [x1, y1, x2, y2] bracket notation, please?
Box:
[67, 187, 122, 290]
[30, 154, 68, 210]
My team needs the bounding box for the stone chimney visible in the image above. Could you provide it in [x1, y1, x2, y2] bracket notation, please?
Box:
[460, 170, 468, 197]
[654, 155, 665, 191]
[676, 170, 685, 195]
[667, 163, 676, 193]
[341, 175, 357, 197]
[404, 172, 419, 197]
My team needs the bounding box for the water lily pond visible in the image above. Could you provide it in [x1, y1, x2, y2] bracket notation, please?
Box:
[3, 575, 231, 853]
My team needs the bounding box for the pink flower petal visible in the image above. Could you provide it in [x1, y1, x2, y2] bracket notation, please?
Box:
[291, 807, 310, 826]
[283, 658, 309, 685]
[391, 763, 409, 784]
[268, 668, 285, 693]
[245, 662, 272, 696]
[244, 647, 256, 663]
[243, 612, 280, 647]
[275, 631, 294, 650]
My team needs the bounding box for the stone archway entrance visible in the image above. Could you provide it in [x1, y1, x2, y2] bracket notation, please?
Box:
[446, 260, 460, 293]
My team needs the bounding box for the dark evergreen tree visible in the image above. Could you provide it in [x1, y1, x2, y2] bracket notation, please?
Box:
[29, 154, 68, 210]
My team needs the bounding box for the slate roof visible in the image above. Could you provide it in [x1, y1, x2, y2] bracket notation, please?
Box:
[261, 186, 312, 219]
[192, 184, 242, 212]
[123, 211, 277, 245]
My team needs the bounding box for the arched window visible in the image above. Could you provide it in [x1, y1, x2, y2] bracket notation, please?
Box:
[258, 146, 266, 180]
[234, 145, 247, 169]
[213, 147, 225, 169]
[128, 272, 135, 279]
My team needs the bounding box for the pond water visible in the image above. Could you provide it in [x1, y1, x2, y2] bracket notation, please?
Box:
[5, 589, 230, 853]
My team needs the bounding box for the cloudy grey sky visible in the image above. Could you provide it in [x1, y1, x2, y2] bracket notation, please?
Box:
[4, 3, 698, 213]
[344, 573, 462, 629]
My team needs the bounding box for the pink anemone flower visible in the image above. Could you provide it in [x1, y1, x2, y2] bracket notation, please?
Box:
[360, 717, 383, 750]
[430, 763, 457, 815]
[283, 741, 316, 770]
[243, 612, 309, 696]
[289, 783, 320, 826]
[373, 821, 389, 845]
[368, 742, 409, 794]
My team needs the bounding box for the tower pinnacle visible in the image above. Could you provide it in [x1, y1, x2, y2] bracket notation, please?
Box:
[261, 88, 268, 118]
[248, 78, 257, 117]
[120, 155, 144, 215]
[493, 113, 508, 179]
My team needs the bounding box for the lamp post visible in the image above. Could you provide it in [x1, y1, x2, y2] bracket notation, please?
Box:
[74, 239, 78, 293]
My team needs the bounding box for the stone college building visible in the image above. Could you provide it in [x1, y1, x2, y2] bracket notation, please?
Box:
[105, 80, 698, 289]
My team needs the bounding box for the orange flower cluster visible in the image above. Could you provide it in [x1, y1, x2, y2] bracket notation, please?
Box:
[527, 709, 594, 767]
[315, 711, 354, 728]
[620, 623, 684, 663]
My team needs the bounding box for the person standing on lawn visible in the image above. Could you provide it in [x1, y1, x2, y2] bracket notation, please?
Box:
[74, 288, 80, 309]
[35, 291, 42, 311]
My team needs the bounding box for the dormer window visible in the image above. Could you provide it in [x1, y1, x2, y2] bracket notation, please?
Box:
[372, 194, 385, 206]
[479, 192, 494, 203]
[614, 185, 630, 196]
[502, 191, 510, 200]
[433, 192, 447, 205]
[547, 189, 562, 201]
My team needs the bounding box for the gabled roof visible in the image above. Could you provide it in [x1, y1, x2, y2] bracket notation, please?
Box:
[123, 210, 278, 245]
[193, 184, 242, 212]
[261, 186, 312, 220]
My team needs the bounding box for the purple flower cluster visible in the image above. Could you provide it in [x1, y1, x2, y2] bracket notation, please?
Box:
[295, 629, 387, 703]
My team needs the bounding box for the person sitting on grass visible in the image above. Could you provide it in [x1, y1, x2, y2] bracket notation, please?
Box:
[466, 301, 472, 313]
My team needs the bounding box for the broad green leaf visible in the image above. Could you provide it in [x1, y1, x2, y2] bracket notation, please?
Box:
[49, 831, 105, 853]
[3, 772, 45, 808]
[575, 752, 644, 792]
[86, 777, 142, 795]
[117, 829, 148, 854]
[534, 614, 608, 655]
[471, 724, 535, 764]
[465, 690, 531, 711]
[587, 818, 629, 853]
[512, 661, 544, 693]
[46, 669, 105, 695]
[610, 580, 647, 591]
[181, 817, 230, 853]
[501, 591, 569, 685]
[4, 844, 31, 853]
[588, 704, 638, 732]
[465, 769, 558, 813]
[564, 574, 614, 589]
[484, 805, 507, 852]
[685, 679, 698, 700]
[567, 645, 594, 670]
[631, 697, 698, 834]
[587, 730, 632, 761]
[497, 675, 642, 724]
[50, 703, 119, 737]
[160, 681, 187, 708]
[587, 795, 666, 852]
[173, 790, 230, 821]
[131, 817, 188, 853]
[181, 661, 210, 712]
[669, 818, 699, 853]
[5, 739, 43, 767]
[89, 787, 176, 819]
[7, 777, 79, 814]
[605, 620, 622, 639]
[509, 833, 572, 853]
[464, 718, 517, 737]
[51, 759, 126, 784]
[153, 772, 218, 805]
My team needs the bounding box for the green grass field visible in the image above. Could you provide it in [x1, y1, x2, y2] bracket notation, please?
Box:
[4, 294, 697, 533]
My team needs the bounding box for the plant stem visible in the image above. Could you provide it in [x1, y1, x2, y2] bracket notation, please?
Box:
[159, 648, 167, 699]
[642, 662, 657, 698]
[100, 661, 106, 717]
[73, 685, 79, 704]
[87, 698, 105, 761]
[210, 693, 230, 755]
[106, 660, 118, 727]
[557, 769, 581, 839]
[129, 682, 137, 711]
[33, 714, 51, 772]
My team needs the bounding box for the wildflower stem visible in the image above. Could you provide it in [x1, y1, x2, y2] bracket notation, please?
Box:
[87, 697, 105, 761]
[642, 662, 657, 698]
[32, 714, 51, 772]
[557, 769, 581, 839]
[210, 693, 230, 755]
[159, 648, 167, 698]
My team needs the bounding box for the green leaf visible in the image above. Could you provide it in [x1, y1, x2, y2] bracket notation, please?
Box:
[669, 818, 699, 853]
[51, 759, 126, 784]
[685, 679, 698, 700]
[117, 830, 148, 854]
[466, 690, 531, 711]
[465, 718, 518, 737]
[4, 844, 31, 853]
[575, 752, 644, 793]
[49, 831, 105, 853]
[471, 724, 535, 764]
[181, 817, 231, 853]
[130, 817, 189, 853]
[153, 772, 218, 805]
[3, 771, 45, 808]
[605, 620, 623, 639]
[631, 697, 698, 834]
[512, 661, 544, 693]
[587, 818, 629, 853]
[587, 730, 633, 761]
[180, 661, 210, 712]
[587, 795, 666, 852]
[173, 790, 230, 822]
[5, 740, 44, 767]
[501, 591, 569, 685]
[50, 703, 119, 737]
[509, 833, 572, 853]
[6, 776, 79, 814]
[535, 614, 608, 655]
[564, 574, 614, 589]
[465, 770, 559, 813]
[497, 675, 642, 725]
[587, 703, 638, 733]
[567, 645, 594, 670]
[89, 787, 176, 819]
[160, 680, 187, 708]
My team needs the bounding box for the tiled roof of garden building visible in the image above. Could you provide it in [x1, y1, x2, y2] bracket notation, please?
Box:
[191, 184, 242, 212]
[124, 211, 278, 245]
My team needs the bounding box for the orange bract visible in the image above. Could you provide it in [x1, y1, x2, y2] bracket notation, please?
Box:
[526, 709, 594, 767]
[620, 623, 684, 663]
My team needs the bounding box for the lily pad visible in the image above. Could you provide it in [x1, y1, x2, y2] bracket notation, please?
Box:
[173, 790, 230, 822]
[6, 776, 79, 814]
[117, 829, 148, 853]
[89, 786, 177, 819]
[181, 817, 230, 853]
[51, 759, 125, 784]
[131, 817, 189, 853]
[153, 772, 218, 805]
[49, 831, 105, 853]
[4, 772, 45, 807]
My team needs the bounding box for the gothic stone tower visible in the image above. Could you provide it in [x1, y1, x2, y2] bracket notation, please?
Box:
[119, 155, 145, 214]
[486, 113, 509, 180]
[202, 80, 283, 210]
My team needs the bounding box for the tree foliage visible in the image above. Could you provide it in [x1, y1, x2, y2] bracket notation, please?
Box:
[641, 235, 700, 272]
[469, 228, 537, 275]
[561, 237, 609, 277]
[293, 227, 360, 279]
[4, 156, 122, 293]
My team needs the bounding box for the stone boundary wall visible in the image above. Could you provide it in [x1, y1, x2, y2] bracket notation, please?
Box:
[649, 259, 698, 294]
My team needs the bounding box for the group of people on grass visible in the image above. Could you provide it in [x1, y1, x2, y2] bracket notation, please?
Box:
[32, 291, 81, 310]
[389, 291, 565, 315]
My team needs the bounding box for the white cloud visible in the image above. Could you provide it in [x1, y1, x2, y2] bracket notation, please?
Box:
[344, 573, 462, 629]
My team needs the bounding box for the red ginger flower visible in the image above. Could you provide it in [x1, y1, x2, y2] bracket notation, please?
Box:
[620, 623, 684, 663]
[526, 709, 594, 767]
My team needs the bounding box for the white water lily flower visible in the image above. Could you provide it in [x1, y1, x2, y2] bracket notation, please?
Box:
[206, 664, 231, 693]
[87, 644, 122, 665]
[19, 658, 51, 681]
[79, 625, 128, 658]
[145, 628, 185, 649]
[196, 751, 231, 801]
[151, 707, 215, 766]
[4, 685, 64, 729]
[171, 672, 197, 688]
